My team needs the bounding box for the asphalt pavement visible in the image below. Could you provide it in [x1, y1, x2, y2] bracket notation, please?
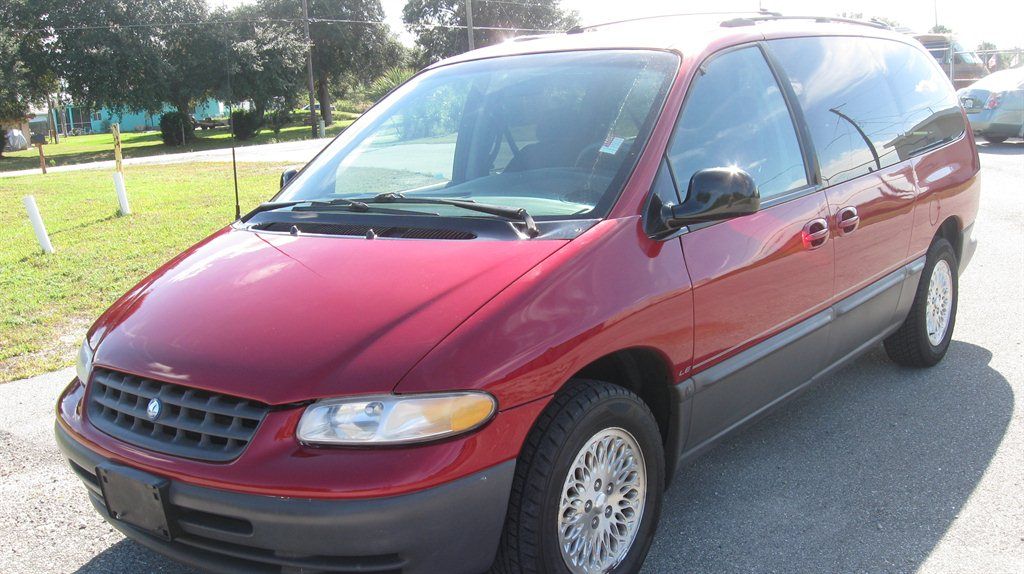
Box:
[0, 142, 1021, 573]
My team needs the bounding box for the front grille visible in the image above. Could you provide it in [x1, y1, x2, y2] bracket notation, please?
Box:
[253, 221, 477, 240]
[87, 369, 269, 462]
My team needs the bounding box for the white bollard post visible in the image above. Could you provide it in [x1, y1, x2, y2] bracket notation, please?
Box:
[113, 172, 130, 215]
[318, 119, 326, 138]
[23, 195, 54, 254]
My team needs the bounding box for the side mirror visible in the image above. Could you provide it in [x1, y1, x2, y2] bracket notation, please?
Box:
[664, 167, 760, 228]
[280, 168, 299, 190]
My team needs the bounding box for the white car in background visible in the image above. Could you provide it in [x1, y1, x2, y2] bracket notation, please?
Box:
[958, 67, 1024, 144]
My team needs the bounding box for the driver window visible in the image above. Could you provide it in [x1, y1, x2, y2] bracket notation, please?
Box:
[667, 46, 808, 201]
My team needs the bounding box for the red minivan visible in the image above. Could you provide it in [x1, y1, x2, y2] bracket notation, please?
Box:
[56, 14, 980, 574]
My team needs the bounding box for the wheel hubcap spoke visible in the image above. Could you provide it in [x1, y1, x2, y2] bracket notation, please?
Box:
[925, 260, 953, 347]
[558, 428, 646, 574]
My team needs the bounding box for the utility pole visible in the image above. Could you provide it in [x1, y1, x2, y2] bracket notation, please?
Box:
[466, 0, 475, 51]
[302, 0, 318, 137]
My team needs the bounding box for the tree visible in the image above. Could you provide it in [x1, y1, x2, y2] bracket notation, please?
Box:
[403, 0, 578, 64]
[0, 0, 54, 157]
[930, 24, 953, 34]
[216, 6, 307, 121]
[871, 16, 901, 29]
[262, 0, 403, 125]
[0, 35, 30, 158]
[977, 41, 1003, 70]
[159, 2, 230, 116]
[39, 0, 223, 115]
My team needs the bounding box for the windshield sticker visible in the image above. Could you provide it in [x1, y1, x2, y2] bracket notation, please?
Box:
[599, 136, 624, 155]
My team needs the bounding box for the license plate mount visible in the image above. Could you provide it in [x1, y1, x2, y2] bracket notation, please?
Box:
[96, 463, 174, 541]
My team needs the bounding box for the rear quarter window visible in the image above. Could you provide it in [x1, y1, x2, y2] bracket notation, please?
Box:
[768, 36, 964, 186]
[875, 40, 965, 159]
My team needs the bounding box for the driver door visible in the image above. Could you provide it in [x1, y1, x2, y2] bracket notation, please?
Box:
[667, 45, 835, 449]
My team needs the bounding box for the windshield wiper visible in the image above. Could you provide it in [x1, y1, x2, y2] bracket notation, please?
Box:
[369, 192, 540, 238]
[240, 197, 371, 222]
[239, 196, 445, 222]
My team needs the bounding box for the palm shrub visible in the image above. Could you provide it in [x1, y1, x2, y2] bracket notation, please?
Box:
[366, 67, 415, 102]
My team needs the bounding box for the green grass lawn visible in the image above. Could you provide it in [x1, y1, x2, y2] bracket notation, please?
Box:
[0, 114, 357, 173]
[0, 162, 289, 382]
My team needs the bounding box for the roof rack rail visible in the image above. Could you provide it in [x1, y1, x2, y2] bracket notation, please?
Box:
[720, 15, 889, 30]
[566, 10, 782, 34]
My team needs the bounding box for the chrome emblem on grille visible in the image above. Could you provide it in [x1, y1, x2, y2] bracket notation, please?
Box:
[146, 398, 162, 420]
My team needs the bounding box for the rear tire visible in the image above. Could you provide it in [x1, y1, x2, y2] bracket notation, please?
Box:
[884, 238, 958, 367]
[492, 380, 664, 574]
[982, 136, 1007, 144]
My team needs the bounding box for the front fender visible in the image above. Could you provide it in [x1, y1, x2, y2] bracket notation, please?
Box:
[394, 217, 695, 410]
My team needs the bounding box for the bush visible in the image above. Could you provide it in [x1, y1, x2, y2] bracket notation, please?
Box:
[231, 109, 262, 140]
[266, 108, 291, 136]
[159, 111, 194, 146]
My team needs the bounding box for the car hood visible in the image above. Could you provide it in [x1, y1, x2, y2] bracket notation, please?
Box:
[90, 227, 565, 405]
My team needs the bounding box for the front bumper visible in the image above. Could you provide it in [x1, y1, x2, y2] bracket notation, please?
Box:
[56, 422, 515, 574]
[967, 109, 1023, 137]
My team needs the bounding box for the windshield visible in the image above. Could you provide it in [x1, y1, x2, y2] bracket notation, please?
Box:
[279, 50, 678, 220]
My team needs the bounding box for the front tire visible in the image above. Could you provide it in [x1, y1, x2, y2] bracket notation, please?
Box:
[982, 136, 1007, 144]
[884, 238, 958, 367]
[493, 380, 664, 574]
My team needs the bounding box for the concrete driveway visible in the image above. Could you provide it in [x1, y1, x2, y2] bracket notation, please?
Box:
[0, 143, 1021, 573]
[0, 137, 331, 178]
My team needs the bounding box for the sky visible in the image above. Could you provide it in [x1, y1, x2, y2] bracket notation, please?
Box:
[212, 0, 1024, 50]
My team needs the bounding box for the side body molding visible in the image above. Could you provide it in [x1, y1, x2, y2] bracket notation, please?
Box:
[669, 255, 927, 471]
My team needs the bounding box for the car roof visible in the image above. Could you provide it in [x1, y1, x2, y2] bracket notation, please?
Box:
[428, 13, 919, 69]
[914, 33, 952, 44]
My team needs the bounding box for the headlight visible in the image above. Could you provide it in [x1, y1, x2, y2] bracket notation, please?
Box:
[76, 338, 94, 384]
[296, 392, 496, 445]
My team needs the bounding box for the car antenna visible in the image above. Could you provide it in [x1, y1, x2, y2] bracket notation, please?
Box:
[229, 105, 240, 221]
[226, 66, 241, 220]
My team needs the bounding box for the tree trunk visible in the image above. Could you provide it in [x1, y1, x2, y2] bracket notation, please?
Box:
[253, 103, 266, 134]
[0, 128, 6, 158]
[317, 72, 334, 126]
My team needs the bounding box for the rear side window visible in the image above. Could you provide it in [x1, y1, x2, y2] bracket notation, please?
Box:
[768, 36, 904, 185]
[769, 36, 964, 186]
[666, 46, 808, 200]
[875, 40, 965, 158]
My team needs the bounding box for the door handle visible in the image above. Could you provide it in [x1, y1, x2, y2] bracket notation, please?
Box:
[836, 206, 860, 236]
[802, 218, 829, 250]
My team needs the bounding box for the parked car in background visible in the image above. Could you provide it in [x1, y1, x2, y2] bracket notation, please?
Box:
[915, 33, 989, 89]
[300, 103, 337, 112]
[56, 13, 980, 574]
[959, 67, 1024, 144]
[196, 117, 226, 130]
